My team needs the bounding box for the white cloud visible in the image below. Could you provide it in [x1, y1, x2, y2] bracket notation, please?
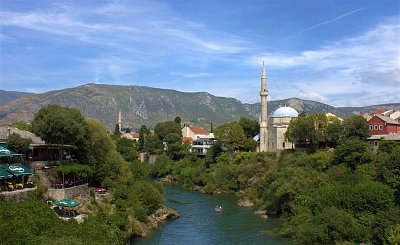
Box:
[296, 91, 328, 102]
[247, 18, 400, 106]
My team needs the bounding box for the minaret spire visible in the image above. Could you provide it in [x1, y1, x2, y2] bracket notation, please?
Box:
[118, 111, 122, 132]
[259, 62, 268, 152]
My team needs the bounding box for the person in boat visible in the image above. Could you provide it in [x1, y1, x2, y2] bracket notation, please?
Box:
[215, 206, 222, 212]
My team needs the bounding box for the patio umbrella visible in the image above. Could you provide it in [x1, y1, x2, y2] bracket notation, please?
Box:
[53, 198, 80, 208]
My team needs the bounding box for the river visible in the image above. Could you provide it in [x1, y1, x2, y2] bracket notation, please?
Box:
[132, 184, 291, 245]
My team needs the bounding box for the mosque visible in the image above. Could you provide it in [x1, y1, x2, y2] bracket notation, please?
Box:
[257, 63, 299, 152]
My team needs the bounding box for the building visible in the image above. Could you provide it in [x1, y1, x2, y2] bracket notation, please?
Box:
[368, 115, 400, 135]
[367, 133, 400, 152]
[326, 112, 343, 122]
[389, 111, 400, 121]
[121, 132, 140, 142]
[191, 138, 215, 155]
[267, 106, 299, 151]
[182, 124, 214, 140]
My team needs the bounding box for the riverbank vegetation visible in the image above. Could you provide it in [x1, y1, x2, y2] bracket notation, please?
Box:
[1, 105, 165, 244]
[150, 115, 400, 245]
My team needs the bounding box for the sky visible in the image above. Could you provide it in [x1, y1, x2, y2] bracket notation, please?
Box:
[0, 0, 399, 107]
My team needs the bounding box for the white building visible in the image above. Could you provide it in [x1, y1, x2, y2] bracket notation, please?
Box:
[267, 106, 299, 151]
[182, 124, 214, 140]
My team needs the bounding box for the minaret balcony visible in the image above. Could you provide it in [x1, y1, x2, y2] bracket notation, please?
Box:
[260, 91, 268, 96]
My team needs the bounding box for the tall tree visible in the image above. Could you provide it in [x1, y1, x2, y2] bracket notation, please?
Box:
[154, 121, 182, 142]
[326, 117, 344, 147]
[239, 117, 260, 138]
[342, 116, 369, 140]
[214, 122, 247, 153]
[113, 124, 121, 137]
[285, 114, 317, 149]
[138, 125, 150, 152]
[174, 116, 182, 125]
[32, 104, 87, 146]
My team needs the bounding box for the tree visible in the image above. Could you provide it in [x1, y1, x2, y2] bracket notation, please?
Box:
[342, 116, 369, 140]
[144, 134, 163, 155]
[326, 117, 343, 147]
[214, 122, 247, 153]
[7, 133, 32, 155]
[115, 137, 138, 162]
[114, 124, 121, 136]
[285, 114, 317, 150]
[174, 116, 182, 124]
[376, 143, 400, 205]
[333, 138, 373, 171]
[239, 117, 259, 138]
[9, 121, 32, 132]
[138, 125, 150, 152]
[154, 121, 182, 141]
[32, 104, 87, 146]
[310, 113, 329, 147]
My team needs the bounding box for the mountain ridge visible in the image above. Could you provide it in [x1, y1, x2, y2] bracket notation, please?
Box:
[0, 84, 398, 130]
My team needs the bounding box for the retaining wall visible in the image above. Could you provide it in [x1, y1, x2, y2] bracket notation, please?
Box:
[47, 184, 89, 200]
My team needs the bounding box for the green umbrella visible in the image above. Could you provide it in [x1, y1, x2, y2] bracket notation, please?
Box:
[3, 164, 34, 176]
[53, 198, 80, 208]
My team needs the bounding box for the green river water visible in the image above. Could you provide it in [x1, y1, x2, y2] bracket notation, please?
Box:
[132, 184, 291, 245]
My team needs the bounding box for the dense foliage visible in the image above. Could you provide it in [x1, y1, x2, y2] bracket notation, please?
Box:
[2, 105, 165, 244]
[9, 120, 32, 131]
[151, 128, 399, 245]
[7, 132, 32, 155]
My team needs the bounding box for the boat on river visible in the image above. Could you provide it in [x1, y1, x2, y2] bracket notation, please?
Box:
[214, 206, 222, 212]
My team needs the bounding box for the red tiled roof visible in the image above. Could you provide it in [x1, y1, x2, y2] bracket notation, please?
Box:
[188, 125, 209, 135]
[374, 108, 384, 115]
[131, 133, 140, 138]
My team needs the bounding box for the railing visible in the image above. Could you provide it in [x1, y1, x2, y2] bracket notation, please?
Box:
[49, 180, 87, 189]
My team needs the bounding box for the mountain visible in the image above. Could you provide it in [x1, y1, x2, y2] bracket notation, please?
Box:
[338, 104, 400, 115]
[0, 90, 34, 105]
[0, 84, 398, 130]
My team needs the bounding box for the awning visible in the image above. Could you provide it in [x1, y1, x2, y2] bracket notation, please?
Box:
[0, 144, 22, 157]
[53, 199, 80, 208]
[2, 164, 34, 176]
[0, 168, 13, 179]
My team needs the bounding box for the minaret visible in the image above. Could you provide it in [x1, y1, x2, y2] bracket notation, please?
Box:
[259, 62, 268, 152]
[118, 111, 122, 132]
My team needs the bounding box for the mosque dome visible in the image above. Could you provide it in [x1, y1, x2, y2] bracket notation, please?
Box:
[271, 106, 299, 118]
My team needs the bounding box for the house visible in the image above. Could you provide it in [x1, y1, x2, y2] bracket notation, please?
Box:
[373, 108, 385, 115]
[191, 138, 215, 155]
[390, 111, 400, 121]
[367, 133, 400, 152]
[368, 115, 400, 135]
[182, 124, 214, 140]
[326, 112, 343, 122]
[121, 132, 140, 142]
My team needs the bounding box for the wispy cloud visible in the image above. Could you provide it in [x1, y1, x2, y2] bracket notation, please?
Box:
[247, 17, 400, 106]
[288, 2, 382, 39]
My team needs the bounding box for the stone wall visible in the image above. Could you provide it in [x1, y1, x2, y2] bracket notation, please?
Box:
[47, 184, 89, 200]
[1, 188, 37, 201]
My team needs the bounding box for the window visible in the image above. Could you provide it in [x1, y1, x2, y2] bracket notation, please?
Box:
[379, 125, 383, 130]
[374, 125, 378, 130]
[374, 141, 378, 146]
[369, 125, 373, 130]
[283, 142, 285, 148]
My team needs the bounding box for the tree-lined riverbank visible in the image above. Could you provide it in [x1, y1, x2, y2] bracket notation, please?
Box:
[133, 184, 290, 245]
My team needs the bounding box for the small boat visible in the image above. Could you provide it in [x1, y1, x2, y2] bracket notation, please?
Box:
[214, 206, 222, 212]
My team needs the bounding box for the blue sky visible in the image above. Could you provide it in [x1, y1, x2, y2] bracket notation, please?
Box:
[0, 0, 399, 107]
